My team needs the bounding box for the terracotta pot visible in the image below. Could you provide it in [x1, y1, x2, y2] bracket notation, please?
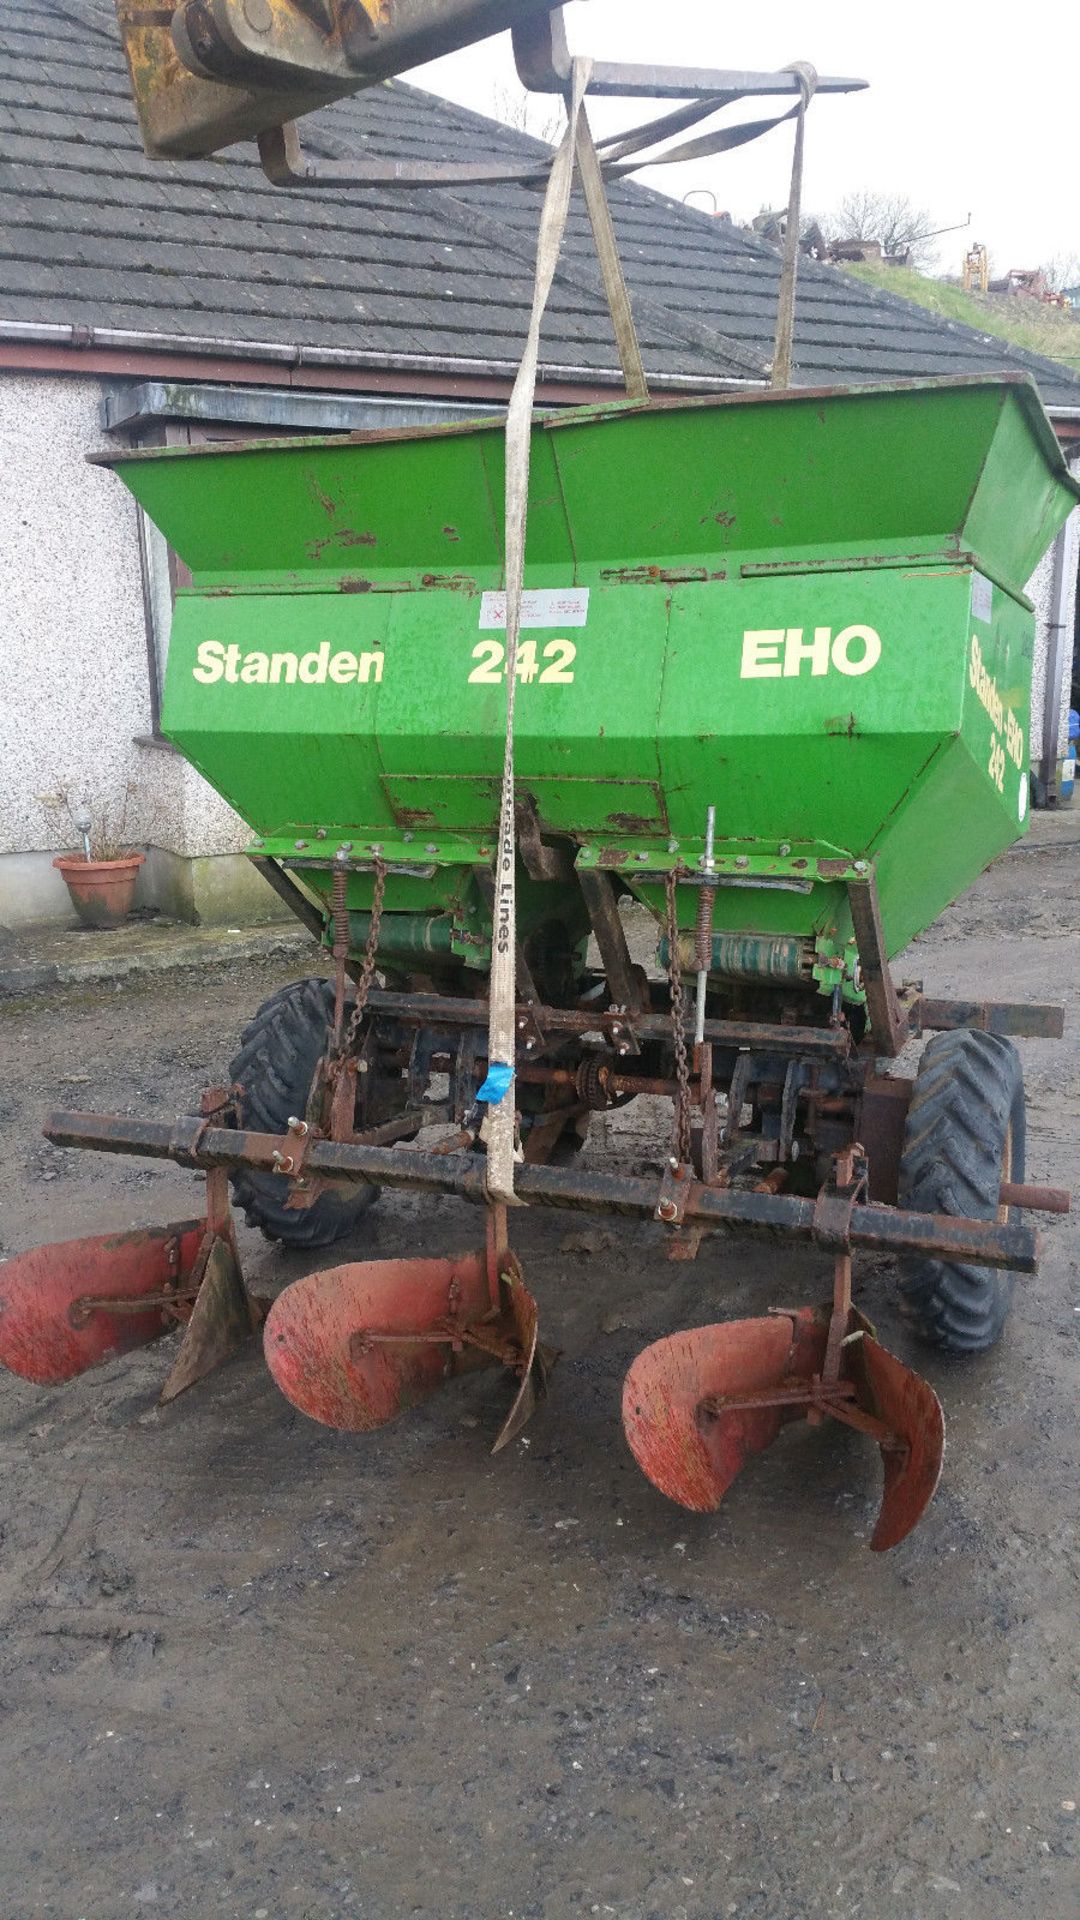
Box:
[53, 852, 145, 930]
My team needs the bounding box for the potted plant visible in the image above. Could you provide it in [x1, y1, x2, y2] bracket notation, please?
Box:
[49, 788, 145, 930]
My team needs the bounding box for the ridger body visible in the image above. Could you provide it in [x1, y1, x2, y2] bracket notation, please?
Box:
[6, 377, 1077, 1548]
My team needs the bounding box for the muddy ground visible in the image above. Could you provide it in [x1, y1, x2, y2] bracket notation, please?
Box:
[1, 817, 1078, 1920]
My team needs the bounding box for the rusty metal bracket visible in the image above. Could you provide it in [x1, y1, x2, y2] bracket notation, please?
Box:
[723, 1052, 752, 1147]
[602, 1010, 642, 1059]
[514, 794, 575, 884]
[577, 867, 650, 1015]
[514, 1001, 548, 1062]
[858, 1073, 912, 1205]
[811, 1146, 869, 1253]
[655, 1161, 694, 1226]
[778, 1058, 804, 1163]
[912, 996, 1065, 1041]
[168, 1114, 213, 1167]
[847, 871, 909, 1058]
[811, 1145, 870, 1395]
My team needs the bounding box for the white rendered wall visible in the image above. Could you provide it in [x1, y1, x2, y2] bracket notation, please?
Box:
[0, 372, 250, 923]
[1027, 482, 1080, 770]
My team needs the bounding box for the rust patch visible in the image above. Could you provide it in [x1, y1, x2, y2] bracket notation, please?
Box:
[309, 476, 339, 520]
[598, 846, 631, 867]
[395, 806, 437, 828]
[442, 525, 461, 541]
[306, 528, 378, 561]
[825, 713, 859, 738]
[101, 1221, 201, 1252]
[339, 576, 374, 593]
[599, 564, 719, 585]
[418, 573, 479, 592]
[817, 859, 852, 878]
[606, 813, 657, 835]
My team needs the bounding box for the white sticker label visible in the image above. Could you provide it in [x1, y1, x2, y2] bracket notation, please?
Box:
[480, 588, 590, 630]
[1019, 771, 1028, 822]
[971, 572, 993, 624]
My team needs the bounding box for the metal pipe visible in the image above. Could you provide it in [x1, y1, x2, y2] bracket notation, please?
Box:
[517, 1065, 683, 1097]
[43, 1111, 1040, 1271]
[1000, 1180, 1070, 1215]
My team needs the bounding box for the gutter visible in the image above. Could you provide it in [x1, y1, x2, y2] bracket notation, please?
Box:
[0, 319, 762, 395]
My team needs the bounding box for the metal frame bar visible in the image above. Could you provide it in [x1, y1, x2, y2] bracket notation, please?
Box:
[511, 10, 866, 101]
[247, 854, 329, 946]
[576, 871, 649, 1013]
[847, 873, 909, 1057]
[43, 1111, 1040, 1272]
[912, 996, 1065, 1040]
[360, 986, 851, 1057]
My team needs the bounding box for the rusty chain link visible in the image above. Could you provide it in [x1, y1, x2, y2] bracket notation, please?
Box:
[664, 869, 693, 1168]
[335, 857, 387, 1059]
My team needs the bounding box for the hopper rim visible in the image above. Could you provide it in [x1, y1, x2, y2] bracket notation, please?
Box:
[87, 371, 1080, 502]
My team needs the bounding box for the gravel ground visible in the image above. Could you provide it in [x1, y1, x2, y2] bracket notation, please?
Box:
[1, 817, 1078, 1920]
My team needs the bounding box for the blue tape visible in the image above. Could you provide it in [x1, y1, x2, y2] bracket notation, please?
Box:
[476, 1061, 515, 1105]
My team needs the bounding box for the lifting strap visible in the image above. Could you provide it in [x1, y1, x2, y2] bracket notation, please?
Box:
[771, 63, 816, 387]
[480, 56, 595, 1204]
[481, 58, 817, 1203]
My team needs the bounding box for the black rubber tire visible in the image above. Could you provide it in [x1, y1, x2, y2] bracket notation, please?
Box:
[897, 1028, 1025, 1353]
[228, 977, 379, 1249]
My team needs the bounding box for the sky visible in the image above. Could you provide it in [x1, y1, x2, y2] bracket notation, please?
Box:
[412, 0, 1079, 279]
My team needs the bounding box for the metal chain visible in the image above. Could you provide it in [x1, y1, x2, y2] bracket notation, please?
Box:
[338, 858, 387, 1058]
[664, 869, 694, 1168]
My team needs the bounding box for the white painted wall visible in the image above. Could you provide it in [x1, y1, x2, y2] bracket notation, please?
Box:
[0, 371, 250, 925]
[1027, 477, 1080, 770]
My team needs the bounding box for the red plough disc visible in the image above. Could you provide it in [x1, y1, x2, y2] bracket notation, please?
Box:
[623, 1307, 945, 1550]
[622, 1308, 826, 1511]
[0, 1221, 205, 1385]
[264, 1252, 495, 1431]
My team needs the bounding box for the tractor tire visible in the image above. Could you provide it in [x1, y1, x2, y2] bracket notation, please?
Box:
[228, 977, 379, 1249]
[897, 1028, 1025, 1354]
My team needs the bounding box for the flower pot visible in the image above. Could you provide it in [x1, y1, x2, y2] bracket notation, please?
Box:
[53, 853, 145, 930]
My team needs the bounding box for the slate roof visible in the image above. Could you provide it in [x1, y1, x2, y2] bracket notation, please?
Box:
[3, 0, 1080, 412]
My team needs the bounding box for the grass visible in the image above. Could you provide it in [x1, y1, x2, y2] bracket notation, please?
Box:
[841, 263, 1080, 376]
